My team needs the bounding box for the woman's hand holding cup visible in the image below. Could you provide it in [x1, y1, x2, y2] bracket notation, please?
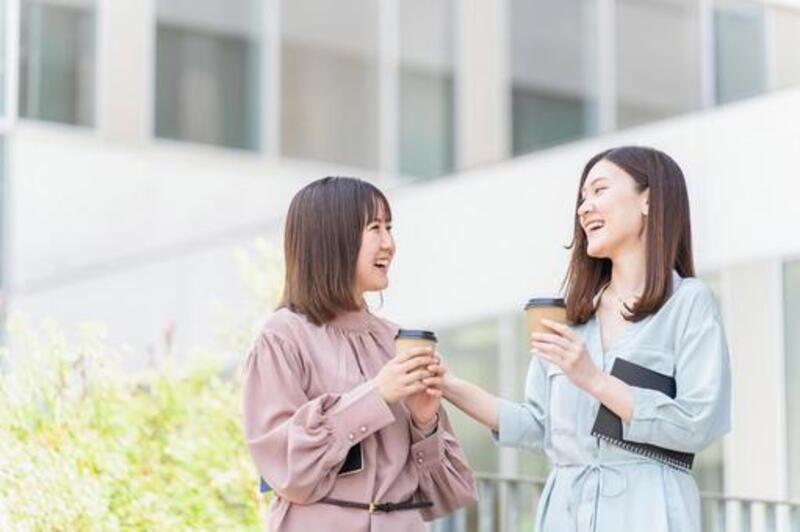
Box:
[375, 347, 436, 403]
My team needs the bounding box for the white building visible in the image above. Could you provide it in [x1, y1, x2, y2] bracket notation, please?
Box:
[1, 0, 799, 529]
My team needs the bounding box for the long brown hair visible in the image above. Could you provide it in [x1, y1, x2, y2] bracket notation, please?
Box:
[563, 146, 695, 324]
[280, 176, 392, 325]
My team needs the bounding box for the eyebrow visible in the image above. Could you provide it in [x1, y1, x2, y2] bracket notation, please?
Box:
[581, 176, 609, 197]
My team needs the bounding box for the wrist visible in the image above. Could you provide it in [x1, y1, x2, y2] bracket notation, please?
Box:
[412, 412, 439, 434]
[583, 368, 606, 397]
[442, 374, 459, 399]
[375, 379, 396, 404]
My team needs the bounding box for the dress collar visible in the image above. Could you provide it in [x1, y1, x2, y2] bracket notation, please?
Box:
[327, 308, 375, 332]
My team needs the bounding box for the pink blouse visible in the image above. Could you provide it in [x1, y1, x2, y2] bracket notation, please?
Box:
[242, 307, 477, 531]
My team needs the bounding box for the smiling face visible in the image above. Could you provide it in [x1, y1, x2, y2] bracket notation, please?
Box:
[577, 158, 650, 260]
[353, 205, 395, 300]
[564, 146, 695, 325]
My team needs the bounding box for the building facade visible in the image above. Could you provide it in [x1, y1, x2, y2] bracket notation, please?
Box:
[1, 0, 799, 529]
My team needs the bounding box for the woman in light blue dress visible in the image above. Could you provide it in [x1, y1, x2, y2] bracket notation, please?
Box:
[442, 146, 731, 531]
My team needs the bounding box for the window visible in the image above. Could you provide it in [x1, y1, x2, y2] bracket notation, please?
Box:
[398, 0, 455, 179]
[616, 0, 702, 128]
[19, 0, 95, 126]
[512, 312, 550, 528]
[510, 0, 596, 155]
[155, 0, 261, 150]
[0, 0, 6, 118]
[714, 0, 766, 104]
[281, 0, 379, 169]
[784, 260, 800, 499]
[693, 274, 727, 532]
[0, 137, 5, 344]
[438, 320, 500, 474]
[770, 5, 800, 90]
[0, 135, 3, 284]
[693, 273, 726, 500]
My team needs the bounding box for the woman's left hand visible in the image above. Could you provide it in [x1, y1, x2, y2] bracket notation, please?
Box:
[530, 319, 601, 391]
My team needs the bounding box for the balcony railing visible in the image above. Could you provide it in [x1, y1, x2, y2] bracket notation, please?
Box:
[429, 472, 800, 532]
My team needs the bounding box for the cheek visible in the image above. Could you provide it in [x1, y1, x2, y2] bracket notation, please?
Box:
[355, 246, 373, 273]
[356, 238, 381, 270]
[610, 211, 645, 238]
[356, 255, 370, 275]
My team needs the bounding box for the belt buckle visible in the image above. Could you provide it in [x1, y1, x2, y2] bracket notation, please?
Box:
[369, 502, 377, 514]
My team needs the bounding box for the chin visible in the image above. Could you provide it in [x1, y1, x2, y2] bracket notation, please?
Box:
[586, 243, 610, 259]
[369, 278, 390, 292]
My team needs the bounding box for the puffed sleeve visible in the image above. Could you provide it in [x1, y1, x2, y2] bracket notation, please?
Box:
[622, 297, 732, 453]
[491, 356, 548, 451]
[242, 331, 396, 504]
[408, 407, 478, 520]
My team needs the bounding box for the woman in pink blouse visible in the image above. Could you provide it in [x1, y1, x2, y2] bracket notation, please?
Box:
[242, 176, 477, 531]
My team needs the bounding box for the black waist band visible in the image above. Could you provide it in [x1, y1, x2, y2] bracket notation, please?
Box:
[320, 497, 433, 513]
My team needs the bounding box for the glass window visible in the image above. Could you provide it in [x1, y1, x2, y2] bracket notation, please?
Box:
[281, 0, 379, 169]
[398, 0, 455, 179]
[155, 0, 261, 150]
[509, 312, 550, 529]
[694, 270, 727, 529]
[0, 135, 4, 290]
[1, 0, 6, 118]
[770, 5, 800, 90]
[509, 0, 597, 155]
[616, 0, 702, 128]
[784, 260, 800, 499]
[513, 312, 550, 480]
[714, 0, 766, 104]
[19, 0, 95, 126]
[0, 137, 3, 346]
[438, 320, 500, 474]
[693, 273, 726, 494]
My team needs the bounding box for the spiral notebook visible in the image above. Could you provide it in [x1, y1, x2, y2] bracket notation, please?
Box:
[591, 357, 694, 471]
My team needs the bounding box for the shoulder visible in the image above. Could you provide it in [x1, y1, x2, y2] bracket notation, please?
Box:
[261, 307, 312, 337]
[673, 277, 720, 316]
[252, 307, 319, 356]
[670, 277, 725, 343]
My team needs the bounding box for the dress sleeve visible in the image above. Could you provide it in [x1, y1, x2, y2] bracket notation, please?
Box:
[242, 331, 396, 504]
[491, 356, 548, 451]
[408, 407, 478, 520]
[622, 298, 732, 453]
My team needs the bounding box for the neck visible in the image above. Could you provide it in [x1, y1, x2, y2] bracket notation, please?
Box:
[353, 290, 366, 309]
[609, 247, 646, 299]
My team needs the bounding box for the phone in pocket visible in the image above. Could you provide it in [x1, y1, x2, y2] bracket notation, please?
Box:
[338, 442, 363, 476]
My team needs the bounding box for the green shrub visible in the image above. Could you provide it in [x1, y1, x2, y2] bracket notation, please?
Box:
[0, 240, 284, 531]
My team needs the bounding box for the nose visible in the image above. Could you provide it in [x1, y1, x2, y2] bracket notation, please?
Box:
[380, 228, 395, 252]
[577, 198, 594, 218]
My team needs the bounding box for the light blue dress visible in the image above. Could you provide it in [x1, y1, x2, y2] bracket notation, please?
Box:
[494, 273, 732, 531]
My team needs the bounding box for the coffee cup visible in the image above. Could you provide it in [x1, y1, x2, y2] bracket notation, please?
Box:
[525, 298, 567, 335]
[395, 329, 437, 358]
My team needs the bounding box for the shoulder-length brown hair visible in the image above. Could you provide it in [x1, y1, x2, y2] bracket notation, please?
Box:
[564, 146, 695, 324]
[279, 176, 392, 325]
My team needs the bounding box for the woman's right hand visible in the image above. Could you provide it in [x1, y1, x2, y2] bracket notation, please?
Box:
[435, 356, 500, 431]
[438, 358, 457, 397]
[375, 347, 435, 403]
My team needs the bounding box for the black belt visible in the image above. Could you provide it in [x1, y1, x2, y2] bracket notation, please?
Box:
[320, 497, 433, 513]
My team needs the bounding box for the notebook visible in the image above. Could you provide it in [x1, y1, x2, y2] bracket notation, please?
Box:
[590, 357, 694, 471]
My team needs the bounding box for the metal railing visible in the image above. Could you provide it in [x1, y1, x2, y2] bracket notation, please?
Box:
[429, 472, 800, 532]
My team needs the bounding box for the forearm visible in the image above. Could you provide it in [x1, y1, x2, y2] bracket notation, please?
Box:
[585, 372, 633, 423]
[442, 375, 500, 431]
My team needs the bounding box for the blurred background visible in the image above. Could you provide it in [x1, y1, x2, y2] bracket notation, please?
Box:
[0, 0, 799, 530]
